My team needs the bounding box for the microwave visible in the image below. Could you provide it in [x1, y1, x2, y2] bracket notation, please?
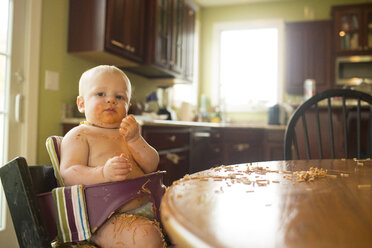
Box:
[336, 56, 372, 86]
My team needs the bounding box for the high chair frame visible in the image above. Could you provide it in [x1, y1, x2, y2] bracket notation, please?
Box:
[0, 136, 166, 247]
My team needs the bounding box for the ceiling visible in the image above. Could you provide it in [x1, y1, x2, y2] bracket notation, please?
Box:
[194, 0, 291, 7]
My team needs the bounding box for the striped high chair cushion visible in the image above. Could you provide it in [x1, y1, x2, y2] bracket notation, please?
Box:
[52, 185, 91, 242]
[46, 136, 65, 186]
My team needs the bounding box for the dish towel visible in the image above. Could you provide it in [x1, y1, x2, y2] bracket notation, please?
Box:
[52, 185, 91, 243]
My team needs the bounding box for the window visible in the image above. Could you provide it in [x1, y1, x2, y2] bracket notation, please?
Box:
[0, 0, 11, 230]
[213, 20, 284, 112]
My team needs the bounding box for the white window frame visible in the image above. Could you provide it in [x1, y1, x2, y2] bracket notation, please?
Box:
[0, 0, 41, 245]
[211, 19, 284, 112]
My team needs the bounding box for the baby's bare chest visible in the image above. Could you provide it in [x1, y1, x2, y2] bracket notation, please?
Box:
[86, 132, 127, 167]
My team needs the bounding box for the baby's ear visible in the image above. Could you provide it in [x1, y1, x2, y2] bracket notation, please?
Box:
[76, 96, 85, 113]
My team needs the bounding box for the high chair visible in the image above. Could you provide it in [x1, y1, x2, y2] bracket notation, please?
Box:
[0, 136, 166, 247]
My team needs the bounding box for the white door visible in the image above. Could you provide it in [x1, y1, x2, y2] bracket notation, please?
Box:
[0, 0, 41, 247]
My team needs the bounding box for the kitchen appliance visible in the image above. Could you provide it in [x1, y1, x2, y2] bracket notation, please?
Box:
[336, 56, 372, 86]
[157, 86, 177, 120]
[268, 104, 292, 125]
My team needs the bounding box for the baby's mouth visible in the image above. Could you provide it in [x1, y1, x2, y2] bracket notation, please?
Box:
[104, 107, 117, 113]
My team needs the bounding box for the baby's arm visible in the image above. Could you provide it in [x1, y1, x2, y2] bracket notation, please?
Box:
[120, 115, 160, 173]
[60, 127, 132, 186]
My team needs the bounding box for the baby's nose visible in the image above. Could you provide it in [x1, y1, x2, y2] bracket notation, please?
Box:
[106, 96, 117, 104]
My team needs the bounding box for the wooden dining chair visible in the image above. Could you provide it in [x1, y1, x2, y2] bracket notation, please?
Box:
[284, 89, 372, 160]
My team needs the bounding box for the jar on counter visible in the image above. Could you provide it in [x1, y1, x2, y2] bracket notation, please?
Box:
[304, 79, 316, 100]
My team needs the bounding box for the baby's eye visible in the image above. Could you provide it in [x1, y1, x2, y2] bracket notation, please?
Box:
[116, 95, 123, 100]
[97, 92, 104, 97]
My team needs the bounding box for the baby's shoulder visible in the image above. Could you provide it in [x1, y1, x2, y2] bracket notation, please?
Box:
[63, 125, 91, 142]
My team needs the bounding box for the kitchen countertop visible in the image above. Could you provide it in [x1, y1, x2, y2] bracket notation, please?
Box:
[138, 119, 287, 130]
[61, 117, 286, 130]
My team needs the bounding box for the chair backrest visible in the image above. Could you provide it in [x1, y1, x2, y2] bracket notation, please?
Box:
[46, 136, 64, 186]
[0, 157, 56, 248]
[284, 89, 372, 160]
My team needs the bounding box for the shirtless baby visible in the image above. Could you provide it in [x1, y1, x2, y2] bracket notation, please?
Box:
[60, 65, 164, 248]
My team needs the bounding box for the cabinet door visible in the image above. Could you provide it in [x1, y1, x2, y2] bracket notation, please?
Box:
[159, 149, 189, 186]
[105, 0, 147, 62]
[170, 0, 185, 74]
[223, 129, 264, 164]
[264, 129, 285, 161]
[154, 0, 172, 69]
[333, 6, 363, 54]
[362, 5, 372, 52]
[285, 21, 333, 95]
[183, 2, 195, 81]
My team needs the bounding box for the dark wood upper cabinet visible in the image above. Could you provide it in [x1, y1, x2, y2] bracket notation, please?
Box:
[332, 3, 372, 55]
[105, 0, 147, 62]
[285, 20, 334, 95]
[68, 0, 197, 82]
[68, 0, 145, 66]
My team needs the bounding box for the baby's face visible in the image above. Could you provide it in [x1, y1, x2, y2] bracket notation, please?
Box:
[79, 71, 131, 128]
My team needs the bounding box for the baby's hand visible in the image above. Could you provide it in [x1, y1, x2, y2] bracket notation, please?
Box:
[103, 154, 132, 182]
[120, 114, 141, 143]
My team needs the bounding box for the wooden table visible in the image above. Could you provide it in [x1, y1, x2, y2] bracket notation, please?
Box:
[160, 159, 372, 248]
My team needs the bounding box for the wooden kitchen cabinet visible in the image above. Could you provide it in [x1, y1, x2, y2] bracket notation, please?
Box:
[285, 21, 333, 95]
[147, 0, 196, 78]
[222, 129, 264, 164]
[264, 129, 285, 161]
[105, 0, 147, 62]
[332, 3, 372, 55]
[68, 0, 197, 82]
[68, 0, 147, 65]
[142, 126, 191, 186]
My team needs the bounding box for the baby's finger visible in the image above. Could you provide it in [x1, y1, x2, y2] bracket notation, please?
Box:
[119, 153, 127, 159]
[110, 156, 128, 164]
[111, 161, 131, 169]
[114, 168, 132, 175]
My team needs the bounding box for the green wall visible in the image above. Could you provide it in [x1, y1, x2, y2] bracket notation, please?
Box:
[198, 0, 372, 122]
[37, 1, 160, 164]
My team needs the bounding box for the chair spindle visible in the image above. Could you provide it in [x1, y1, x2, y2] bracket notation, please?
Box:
[357, 98, 361, 159]
[342, 96, 348, 159]
[293, 131, 300, 160]
[315, 103, 323, 159]
[327, 98, 335, 159]
[301, 113, 311, 159]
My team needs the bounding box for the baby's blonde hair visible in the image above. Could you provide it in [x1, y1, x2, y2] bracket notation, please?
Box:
[78, 65, 131, 97]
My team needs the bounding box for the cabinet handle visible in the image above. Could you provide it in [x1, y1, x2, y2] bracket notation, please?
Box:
[168, 135, 176, 142]
[193, 132, 210, 138]
[213, 147, 221, 153]
[233, 143, 250, 152]
[166, 152, 180, 164]
[111, 40, 125, 48]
